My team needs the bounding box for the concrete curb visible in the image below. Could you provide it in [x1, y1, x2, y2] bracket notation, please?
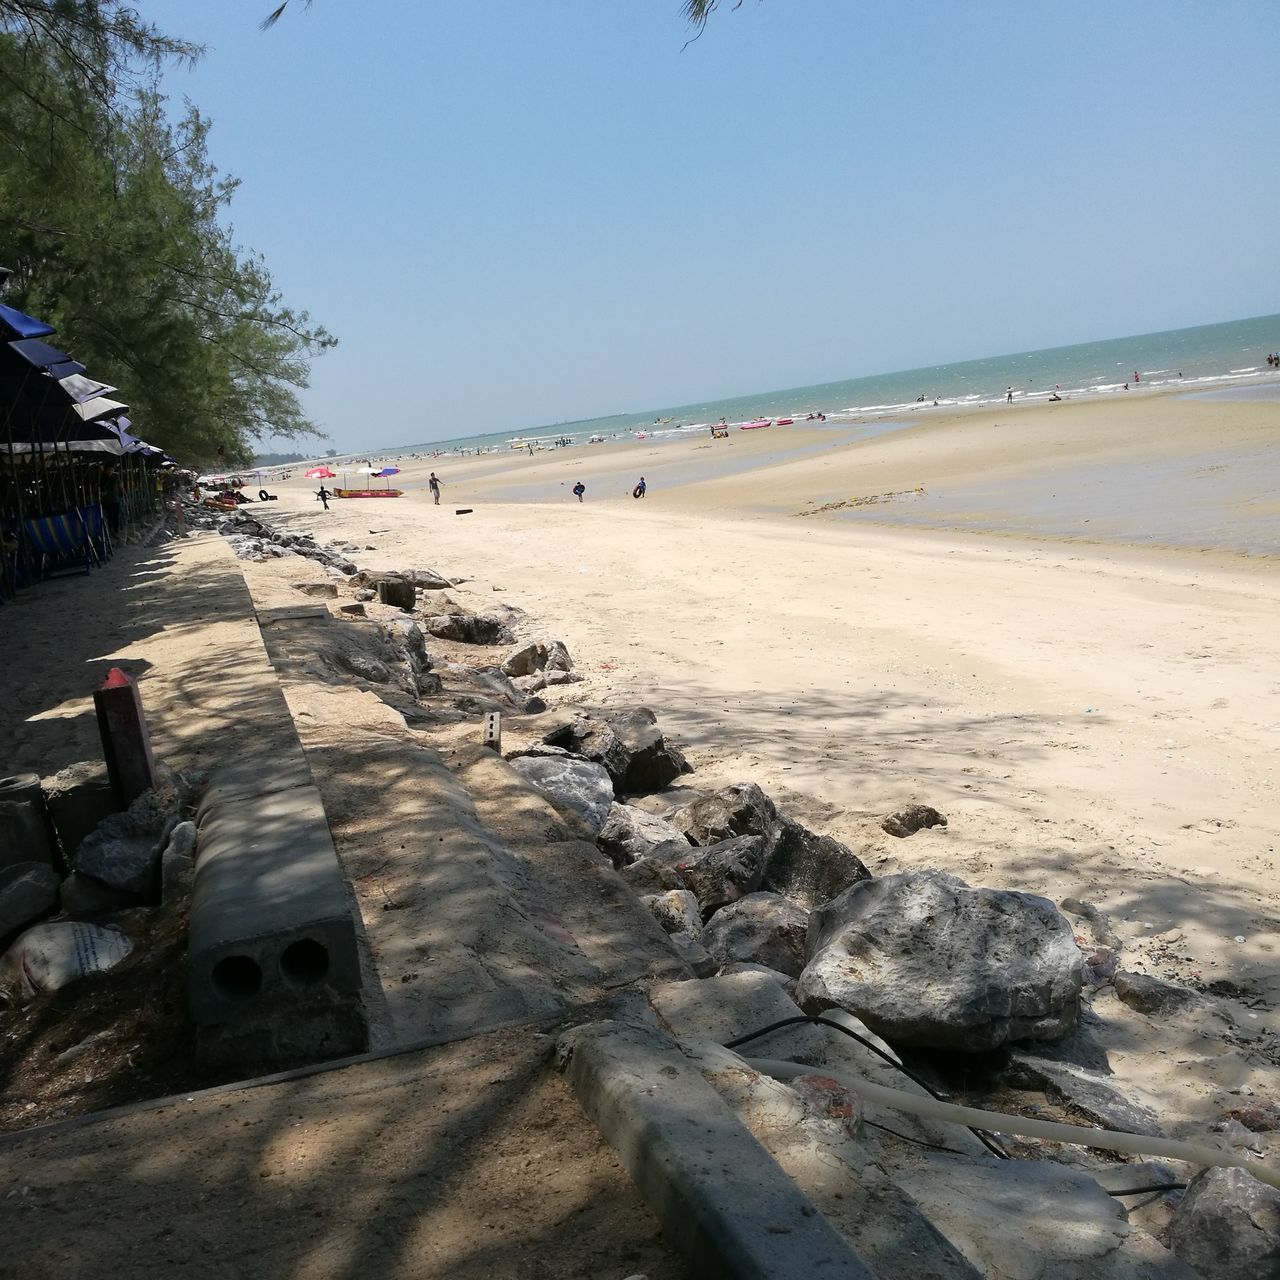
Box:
[558, 1018, 878, 1279]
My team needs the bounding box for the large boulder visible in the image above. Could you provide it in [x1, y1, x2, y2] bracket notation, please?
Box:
[508, 756, 614, 837]
[763, 819, 871, 908]
[673, 782, 779, 848]
[500, 642, 542, 677]
[596, 802, 691, 868]
[671, 834, 767, 918]
[881, 805, 947, 838]
[1169, 1166, 1280, 1280]
[796, 869, 1084, 1052]
[700, 892, 810, 978]
[0, 862, 60, 939]
[422, 613, 515, 645]
[544, 707, 687, 796]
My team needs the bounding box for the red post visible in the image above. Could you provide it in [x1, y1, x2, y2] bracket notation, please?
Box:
[94, 667, 158, 807]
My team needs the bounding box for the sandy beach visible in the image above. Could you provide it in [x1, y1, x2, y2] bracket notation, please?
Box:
[255, 384, 1280, 1023]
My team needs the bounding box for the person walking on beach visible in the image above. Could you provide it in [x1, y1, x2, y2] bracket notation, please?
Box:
[428, 472, 442, 505]
[316, 484, 331, 511]
[633, 476, 647, 499]
[572, 480, 586, 503]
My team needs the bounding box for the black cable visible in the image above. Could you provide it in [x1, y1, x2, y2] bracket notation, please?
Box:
[1106, 1183, 1187, 1197]
[863, 1118, 969, 1157]
[723, 1015, 1010, 1160]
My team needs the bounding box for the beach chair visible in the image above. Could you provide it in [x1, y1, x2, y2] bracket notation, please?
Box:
[79, 502, 112, 566]
[21, 509, 92, 578]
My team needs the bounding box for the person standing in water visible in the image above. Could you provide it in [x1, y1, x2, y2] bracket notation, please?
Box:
[428, 472, 442, 505]
[572, 480, 586, 503]
[1006, 387, 1014, 404]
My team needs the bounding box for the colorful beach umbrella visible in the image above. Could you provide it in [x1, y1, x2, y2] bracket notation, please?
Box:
[304, 465, 336, 478]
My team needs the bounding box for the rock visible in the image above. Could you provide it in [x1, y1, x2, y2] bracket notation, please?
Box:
[512, 673, 547, 693]
[0, 862, 60, 938]
[1210, 1118, 1266, 1155]
[508, 756, 614, 837]
[700, 892, 810, 978]
[160, 820, 197, 903]
[422, 613, 515, 645]
[1006, 1053, 1166, 1136]
[674, 782, 779, 848]
[327, 647, 392, 684]
[293, 580, 337, 598]
[668, 932, 718, 978]
[544, 707, 687, 796]
[717, 962, 798, 997]
[354, 588, 376, 602]
[1114, 971, 1201, 1016]
[339, 602, 366, 616]
[1226, 1102, 1280, 1133]
[59, 871, 139, 914]
[407, 567, 453, 590]
[415, 672, 444, 696]
[543, 639, 573, 672]
[597, 803, 691, 869]
[797, 869, 1084, 1052]
[377, 577, 416, 610]
[1081, 945, 1120, 988]
[763, 819, 871, 908]
[1060, 897, 1124, 950]
[880, 805, 947, 838]
[673, 834, 767, 918]
[40, 760, 115, 861]
[619, 851, 687, 894]
[0, 773, 56, 870]
[639, 890, 702, 939]
[382, 617, 432, 675]
[501, 642, 542, 677]
[605, 707, 688, 793]
[73, 833, 162, 897]
[1169, 1166, 1280, 1280]
[459, 667, 530, 709]
[543, 668, 582, 686]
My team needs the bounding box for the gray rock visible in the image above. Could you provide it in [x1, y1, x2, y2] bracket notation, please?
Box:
[508, 756, 615, 836]
[717, 962, 798, 997]
[597, 802, 691, 869]
[619, 851, 687, 894]
[639, 889, 703, 939]
[354, 588, 376, 602]
[160, 821, 197, 903]
[1061, 897, 1124, 950]
[674, 782, 779, 849]
[881, 805, 947, 838]
[339, 602, 366, 616]
[1006, 1054, 1166, 1136]
[59, 870, 140, 914]
[0, 862, 60, 938]
[543, 639, 573, 672]
[797, 869, 1084, 1052]
[668, 932, 718, 977]
[763, 819, 872, 908]
[328, 647, 392, 684]
[422, 613, 515, 645]
[408, 567, 453, 590]
[462, 667, 530, 708]
[73, 833, 162, 896]
[293, 580, 337, 598]
[674, 834, 767, 918]
[383, 617, 432, 674]
[1114, 971, 1201, 1016]
[501, 642, 542, 677]
[415, 672, 444, 696]
[1169, 1166, 1280, 1280]
[0, 774, 56, 870]
[512, 672, 547, 693]
[41, 760, 115, 861]
[701, 892, 810, 977]
[543, 668, 582, 686]
[544, 707, 687, 796]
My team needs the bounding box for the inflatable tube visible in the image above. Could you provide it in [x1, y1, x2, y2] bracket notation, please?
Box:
[633, 485, 644, 498]
[258, 489, 270, 502]
[455, 508, 473, 515]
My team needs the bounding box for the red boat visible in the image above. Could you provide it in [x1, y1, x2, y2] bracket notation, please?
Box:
[775, 418, 794, 425]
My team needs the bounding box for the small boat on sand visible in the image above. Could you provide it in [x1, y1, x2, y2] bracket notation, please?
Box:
[334, 488, 403, 499]
[740, 419, 772, 430]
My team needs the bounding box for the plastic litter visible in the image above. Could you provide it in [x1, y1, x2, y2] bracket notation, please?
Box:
[1, 921, 133, 998]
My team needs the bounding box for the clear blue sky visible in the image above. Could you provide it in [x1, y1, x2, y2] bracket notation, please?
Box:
[143, 1, 1280, 451]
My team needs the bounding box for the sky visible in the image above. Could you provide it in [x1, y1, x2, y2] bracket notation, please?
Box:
[141, 1, 1280, 452]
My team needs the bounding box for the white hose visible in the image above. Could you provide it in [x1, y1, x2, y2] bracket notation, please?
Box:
[744, 1055, 1280, 1191]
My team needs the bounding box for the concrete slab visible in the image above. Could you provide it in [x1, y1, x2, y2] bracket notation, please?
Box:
[256, 603, 332, 624]
[558, 1017, 878, 1279]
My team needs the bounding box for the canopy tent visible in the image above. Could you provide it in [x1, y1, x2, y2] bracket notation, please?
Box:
[0, 302, 56, 340]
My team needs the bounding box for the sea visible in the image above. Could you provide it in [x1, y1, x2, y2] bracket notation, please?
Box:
[343, 312, 1280, 462]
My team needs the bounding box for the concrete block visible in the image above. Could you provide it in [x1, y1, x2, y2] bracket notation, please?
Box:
[41, 761, 116, 862]
[93, 668, 159, 807]
[558, 1017, 877, 1279]
[189, 776, 366, 1065]
[651, 971, 827, 1065]
[0, 773, 56, 870]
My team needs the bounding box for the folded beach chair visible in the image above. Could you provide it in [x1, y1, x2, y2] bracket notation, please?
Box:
[79, 502, 112, 566]
[22, 510, 91, 578]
